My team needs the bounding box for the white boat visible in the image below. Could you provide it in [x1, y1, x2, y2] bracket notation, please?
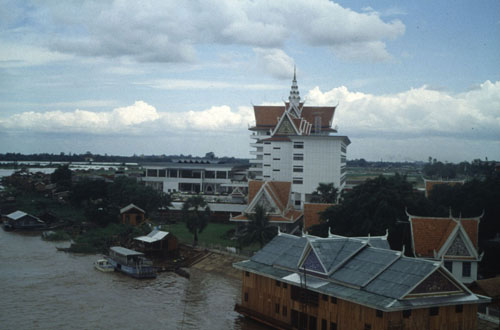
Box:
[94, 258, 115, 272]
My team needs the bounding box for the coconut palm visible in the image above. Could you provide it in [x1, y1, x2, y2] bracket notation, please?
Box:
[182, 195, 211, 246]
[239, 204, 277, 248]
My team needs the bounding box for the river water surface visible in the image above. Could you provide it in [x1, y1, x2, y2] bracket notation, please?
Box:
[0, 229, 268, 329]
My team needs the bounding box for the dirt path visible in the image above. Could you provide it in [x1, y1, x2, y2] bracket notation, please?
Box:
[191, 250, 246, 279]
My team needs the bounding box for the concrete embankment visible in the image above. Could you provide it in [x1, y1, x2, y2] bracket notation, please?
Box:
[191, 250, 246, 279]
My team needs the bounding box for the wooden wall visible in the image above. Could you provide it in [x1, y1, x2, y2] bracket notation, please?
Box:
[240, 271, 478, 330]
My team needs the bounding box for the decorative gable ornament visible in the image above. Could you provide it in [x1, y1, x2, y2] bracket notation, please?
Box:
[445, 234, 472, 257]
[300, 246, 327, 274]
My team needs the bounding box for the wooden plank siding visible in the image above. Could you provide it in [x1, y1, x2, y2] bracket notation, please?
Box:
[240, 271, 478, 330]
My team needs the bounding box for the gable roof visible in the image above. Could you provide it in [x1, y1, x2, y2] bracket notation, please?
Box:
[231, 180, 302, 223]
[234, 233, 488, 311]
[134, 229, 171, 243]
[252, 105, 336, 132]
[408, 212, 480, 259]
[120, 203, 145, 214]
[303, 203, 333, 229]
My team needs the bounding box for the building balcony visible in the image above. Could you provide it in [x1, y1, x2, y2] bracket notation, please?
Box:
[249, 159, 263, 164]
[250, 150, 263, 156]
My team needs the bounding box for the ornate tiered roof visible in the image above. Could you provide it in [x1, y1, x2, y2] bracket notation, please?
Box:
[408, 211, 481, 260]
[231, 180, 303, 223]
[233, 232, 488, 311]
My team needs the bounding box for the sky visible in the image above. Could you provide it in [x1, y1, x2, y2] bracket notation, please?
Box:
[0, 0, 499, 162]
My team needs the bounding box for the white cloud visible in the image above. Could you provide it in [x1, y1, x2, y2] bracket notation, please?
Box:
[19, 0, 404, 63]
[306, 80, 500, 140]
[0, 101, 254, 135]
[254, 48, 295, 79]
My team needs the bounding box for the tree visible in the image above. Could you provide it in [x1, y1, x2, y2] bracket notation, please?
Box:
[320, 174, 431, 251]
[182, 195, 211, 245]
[239, 205, 277, 248]
[310, 183, 338, 203]
[51, 164, 72, 188]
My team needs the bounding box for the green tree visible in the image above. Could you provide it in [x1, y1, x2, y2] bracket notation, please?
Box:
[51, 164, 72, 188]
[182, 195, 211, 246]
[239, 205, 277, 248]
[310, 183, 338, 203]
[319, 174, 431, 251]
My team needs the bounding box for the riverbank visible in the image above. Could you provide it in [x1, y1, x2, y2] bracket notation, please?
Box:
[191, 249, 246, 279]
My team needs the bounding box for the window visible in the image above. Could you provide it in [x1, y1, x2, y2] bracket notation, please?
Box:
[273, 169, 280, 172]
[322, 294, 328, 301]
[216, 171, 227, 179]
[293, 178, 303, 184]
[282, 306, 287, 317]
[462, 262, 471, 277]
[293, 153, 304, 161]
[264, 153, 271, 156]
[295, 200, 301, 206]
[158, 169, 166, 177]
[245, 271, 250, 277]
[244, 292, 248, 302]
[429, 307, 439, 316]
[168, 169, 178, 177]
[444, 261, 453, 272]
[273, 158, 280, 160]
[291, 310, 299, 328]
[293, 166, 303, 173]
[330, 322, 337, 330]
[331, 297, 337, 304]
[321, 319, 327, 330]
[264, 164, 271, 167]
[456, 305, 463, 313]
[275, 280, 281, 287]
[205, 171, 215, 178]
[403, 310, 411, 318]
[273, 147, 281, 150]
[282, 283, 288, 289]
[308, 316, 317, 330]
[147, 169, 158, 177]
[275, 303, 280, 314]
[376, 310, 383, 318]
[293, 142, 304, 149]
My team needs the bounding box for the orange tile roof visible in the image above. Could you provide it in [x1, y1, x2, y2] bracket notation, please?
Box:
[304, 203, 334, 229]
[253, 106, 285, 127]
[247, 180, 265, 205]
[301, 106, 335, 127]
[410, 216, 479, 257]
[253, 105, 336, 131]
[265, 181, 292, 211]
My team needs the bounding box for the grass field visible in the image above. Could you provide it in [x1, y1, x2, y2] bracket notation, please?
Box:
[159, 222, 238, 247]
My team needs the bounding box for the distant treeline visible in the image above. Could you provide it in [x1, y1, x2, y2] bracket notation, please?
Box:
[348, 158, 497, 179]
[0, 152, 249, 165]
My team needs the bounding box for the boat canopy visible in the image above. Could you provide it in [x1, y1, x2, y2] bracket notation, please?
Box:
[110, 246, 144, 257]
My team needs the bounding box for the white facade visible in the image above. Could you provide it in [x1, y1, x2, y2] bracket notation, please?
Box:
[141, 162, 246, 195]
[249, 73, 349, 206]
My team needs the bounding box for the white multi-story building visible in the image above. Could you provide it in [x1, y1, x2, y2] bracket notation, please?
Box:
[248, 71, 350, 207]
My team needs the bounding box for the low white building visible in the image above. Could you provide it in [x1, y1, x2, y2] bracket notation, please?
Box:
[141, 161, 248, 195]
[248, 71, 349, 207]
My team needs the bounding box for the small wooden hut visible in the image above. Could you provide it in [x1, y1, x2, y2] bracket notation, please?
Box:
[120, 204, 145, 226]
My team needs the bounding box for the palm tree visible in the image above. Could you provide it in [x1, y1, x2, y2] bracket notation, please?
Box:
[182, 195, 211, 246]
[240, 204, 277, 248]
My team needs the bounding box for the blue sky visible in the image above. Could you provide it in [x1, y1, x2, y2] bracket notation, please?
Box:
[0, 0, 499, 162]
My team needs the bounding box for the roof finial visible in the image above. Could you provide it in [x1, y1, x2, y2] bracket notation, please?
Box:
[288, 66, 301, 114]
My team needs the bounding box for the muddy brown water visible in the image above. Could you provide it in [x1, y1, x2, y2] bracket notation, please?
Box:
[0, 229, 268, 329]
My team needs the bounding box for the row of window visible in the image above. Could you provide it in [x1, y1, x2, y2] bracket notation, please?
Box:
[146, 169, 228, 179]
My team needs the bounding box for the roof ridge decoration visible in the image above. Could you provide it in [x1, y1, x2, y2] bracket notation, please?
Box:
[245, 182, 279, 215]
[271, 111, 301, 136]
[287, 66, 302, 117]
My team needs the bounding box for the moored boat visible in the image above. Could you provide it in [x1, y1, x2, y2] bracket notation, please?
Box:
[107, 246, 157, 279]
[94, 258, 115, 272]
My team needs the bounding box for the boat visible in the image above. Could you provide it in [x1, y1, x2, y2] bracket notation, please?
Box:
[107, 246, 157, 279]
[94, 258, 115, 272]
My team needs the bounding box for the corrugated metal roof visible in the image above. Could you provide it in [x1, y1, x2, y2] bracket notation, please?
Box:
[7, 210, 28, 220]
[110, 246, 144, 256]
[134, 229, 169, 243]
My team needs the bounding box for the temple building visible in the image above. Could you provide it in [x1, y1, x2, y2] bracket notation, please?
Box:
[233, 232, 489, 330]
[248, 70, 350, 208]
[407, 211, 483, 284]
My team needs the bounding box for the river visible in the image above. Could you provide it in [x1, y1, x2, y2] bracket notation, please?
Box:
[0, 229, 268, 330]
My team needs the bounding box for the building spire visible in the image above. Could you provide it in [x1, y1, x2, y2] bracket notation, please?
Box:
[288, 66, 301, 114]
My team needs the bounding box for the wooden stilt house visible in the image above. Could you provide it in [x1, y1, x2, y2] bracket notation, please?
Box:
[233, 231, 490, 330]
